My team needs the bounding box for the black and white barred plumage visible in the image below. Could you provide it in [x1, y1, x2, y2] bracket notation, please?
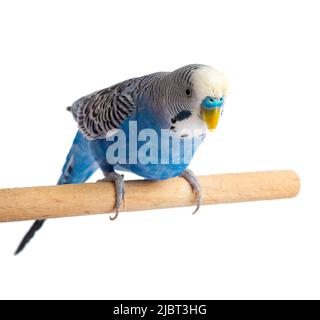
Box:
[68, 64, 217, 140]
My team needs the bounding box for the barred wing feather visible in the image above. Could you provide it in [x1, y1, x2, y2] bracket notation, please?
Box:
[71, 79, 139, 140]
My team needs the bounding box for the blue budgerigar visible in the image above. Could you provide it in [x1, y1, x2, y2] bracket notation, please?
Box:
[15, 64, 228, 254]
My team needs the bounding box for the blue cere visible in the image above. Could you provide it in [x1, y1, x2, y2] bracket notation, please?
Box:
[202, 96, 224, 109]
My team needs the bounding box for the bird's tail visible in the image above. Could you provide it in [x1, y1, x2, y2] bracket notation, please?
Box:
[14, 220, 46, 255]
[15, 131, 98, 255]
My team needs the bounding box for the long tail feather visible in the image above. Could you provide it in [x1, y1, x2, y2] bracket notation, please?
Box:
[14, 131, 98, 255]
[14, 220, 45, 255]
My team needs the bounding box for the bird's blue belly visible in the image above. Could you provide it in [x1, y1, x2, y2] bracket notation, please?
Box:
[104, 107, 205, 180]
[116, 163, 189, 180]
[114, 137, 196, 180]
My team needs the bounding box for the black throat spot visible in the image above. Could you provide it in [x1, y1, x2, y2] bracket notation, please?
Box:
[172, 110, 192, 123]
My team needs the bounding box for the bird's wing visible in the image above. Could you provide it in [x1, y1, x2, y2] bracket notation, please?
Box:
[71, 78, 141, 140]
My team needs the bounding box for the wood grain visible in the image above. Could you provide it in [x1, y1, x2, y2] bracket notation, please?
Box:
[0, 170, 300, 222]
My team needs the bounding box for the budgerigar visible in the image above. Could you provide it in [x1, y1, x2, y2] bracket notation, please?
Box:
[15, 64, 228, 254]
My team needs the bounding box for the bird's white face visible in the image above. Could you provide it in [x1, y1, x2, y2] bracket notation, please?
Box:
[164, 64, 228, 138]
[191, 66, 229, 131]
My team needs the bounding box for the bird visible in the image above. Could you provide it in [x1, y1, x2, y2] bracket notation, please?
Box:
[15, 64, 228, 255]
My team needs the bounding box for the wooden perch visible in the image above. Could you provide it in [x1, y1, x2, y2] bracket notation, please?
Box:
[0, 170, 300, 223]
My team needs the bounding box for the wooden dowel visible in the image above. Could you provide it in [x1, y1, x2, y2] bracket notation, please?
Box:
[0, 170, 300, 223]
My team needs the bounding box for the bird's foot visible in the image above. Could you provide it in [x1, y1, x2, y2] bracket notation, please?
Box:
[180, 169, 202, 214]
[97, 172, 125, 221]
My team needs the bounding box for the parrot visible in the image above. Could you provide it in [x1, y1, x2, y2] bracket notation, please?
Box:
[15, 64, 228, 254]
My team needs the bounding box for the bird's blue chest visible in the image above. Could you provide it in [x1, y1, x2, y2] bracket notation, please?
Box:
[104, 104, 205, 180]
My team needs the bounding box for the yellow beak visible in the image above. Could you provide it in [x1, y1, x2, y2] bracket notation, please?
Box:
[201, 107, 221, 131]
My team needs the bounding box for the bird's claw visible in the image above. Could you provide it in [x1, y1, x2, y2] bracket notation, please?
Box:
[180, 169, 202, 214]
[97, 172, 125, 220]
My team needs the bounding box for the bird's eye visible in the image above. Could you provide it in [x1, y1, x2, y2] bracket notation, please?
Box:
[185, 88, 191, 96]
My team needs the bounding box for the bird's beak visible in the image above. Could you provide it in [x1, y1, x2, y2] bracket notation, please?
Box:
[201, 107, 221, 131]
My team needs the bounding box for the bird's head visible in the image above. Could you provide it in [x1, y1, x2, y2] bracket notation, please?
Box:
[165, 64, 229, 132]
[191, 65, 229, 131]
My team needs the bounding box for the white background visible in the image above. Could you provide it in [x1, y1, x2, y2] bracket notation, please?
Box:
[0, 0, 319, 299]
